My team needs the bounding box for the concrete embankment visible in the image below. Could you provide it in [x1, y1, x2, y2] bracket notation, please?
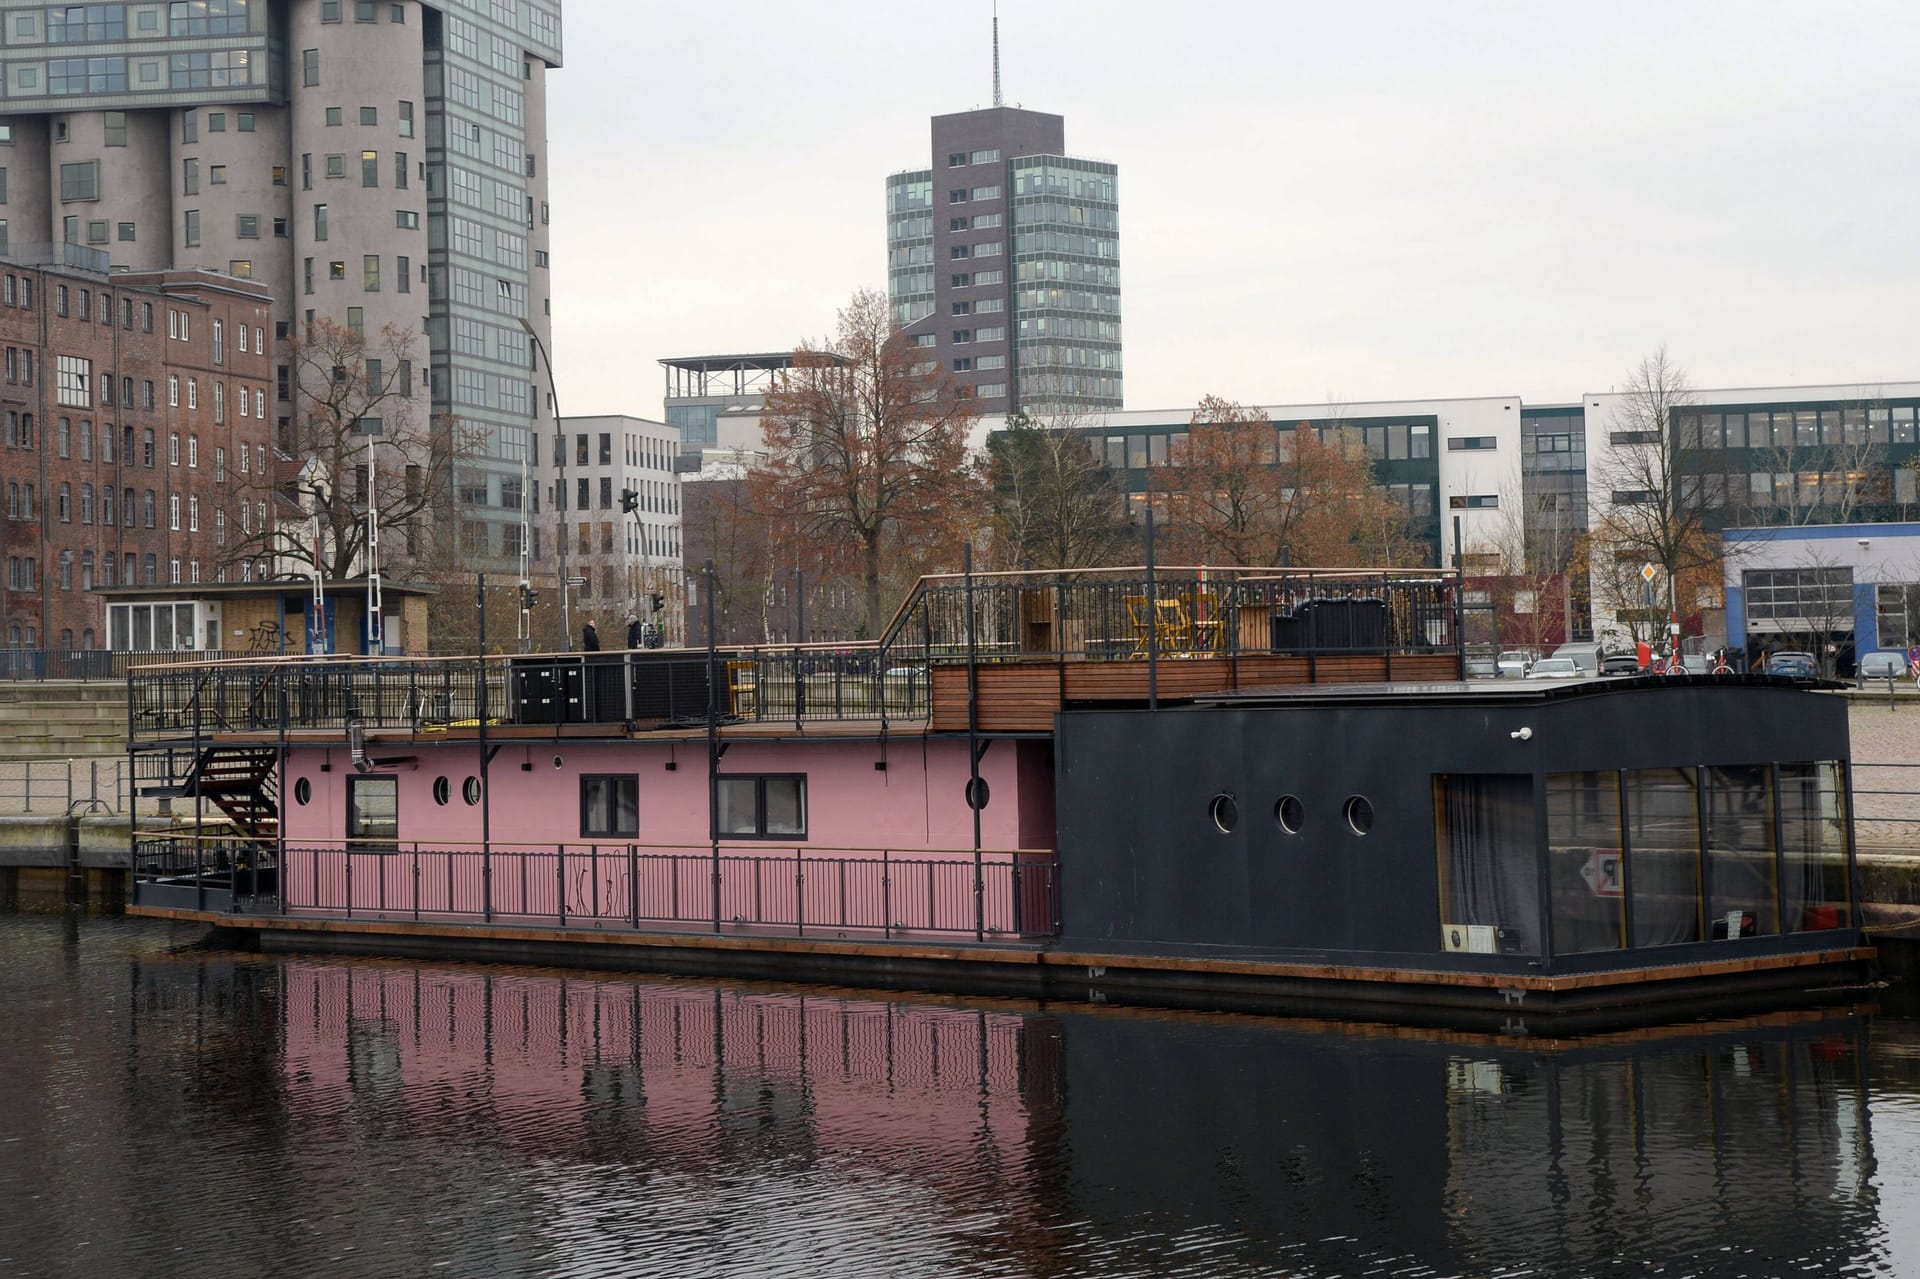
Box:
[0, 815, 130, 910]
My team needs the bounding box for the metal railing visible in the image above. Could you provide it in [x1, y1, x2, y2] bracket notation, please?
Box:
[125, 565, 1466, 739]
[0, 756, 127, 813]
[0, 648, 267, 682]
[132, 837, 1061, 941]
[883, 565, 1465, 663]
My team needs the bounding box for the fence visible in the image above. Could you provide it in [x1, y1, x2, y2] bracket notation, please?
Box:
[0, 757, 127, 814]
[131, 837, 1060, 941]
[1852, 760, 1920, 851]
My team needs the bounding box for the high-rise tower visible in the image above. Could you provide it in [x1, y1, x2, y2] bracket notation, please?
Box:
[886, 99, 1120, 415]
[0, 0, 562, 579]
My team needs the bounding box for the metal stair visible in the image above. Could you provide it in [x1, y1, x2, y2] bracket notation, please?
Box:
[185, 746, 280, 843]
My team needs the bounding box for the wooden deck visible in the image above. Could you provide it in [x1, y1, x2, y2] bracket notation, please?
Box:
[930, 652, 1462, 732]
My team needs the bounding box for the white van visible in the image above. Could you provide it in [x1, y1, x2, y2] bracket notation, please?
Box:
[1550, 641, 1604, 677]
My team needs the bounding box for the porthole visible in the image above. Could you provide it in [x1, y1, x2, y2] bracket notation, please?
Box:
[1344, 795, 1374, 836]
[1274, 794, 1303, 834]
[462, 776, 482, 805]
[1210, 793, 1238, 834]
[432, 776, 451, 806]
[965, 777, 990, 810]
[293, 777, 311, 806]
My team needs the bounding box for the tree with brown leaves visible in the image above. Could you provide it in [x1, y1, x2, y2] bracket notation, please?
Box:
[1152, 395, 1418, 568]
[752, 289, 986, 636]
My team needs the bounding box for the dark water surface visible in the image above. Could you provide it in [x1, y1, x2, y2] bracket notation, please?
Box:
[4, 914, 1919, 1278]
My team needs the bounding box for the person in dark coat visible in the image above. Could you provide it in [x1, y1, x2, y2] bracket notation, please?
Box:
[626, 613, 643, 649]
[580, 621, 600, 651]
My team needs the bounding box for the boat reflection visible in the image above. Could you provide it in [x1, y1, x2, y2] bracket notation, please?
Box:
[127, 952, 1888, 1276]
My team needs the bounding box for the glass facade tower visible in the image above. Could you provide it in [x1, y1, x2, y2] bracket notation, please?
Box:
[887, 105, 1121, 416]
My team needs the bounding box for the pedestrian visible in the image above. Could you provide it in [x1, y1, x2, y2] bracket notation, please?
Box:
[626, 612, 643, 649]
[580, 620, 600, 652]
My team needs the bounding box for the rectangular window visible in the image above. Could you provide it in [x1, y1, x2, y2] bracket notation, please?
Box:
[1446, 436, 1498, 451]
[361, 149, 378, 187]
[1625, 767, 1703, 945]
[363, 254, 380, 291]
[716, 775, 807, 839]
[59, 161, 99, 202]
[398, 101, 414, 138]
[346, 776, 398, 849]
[579, 775, 639, 838]
[303, 49, 319, 86]
[183, 209, 199, 246]
[314, 204, 328, 240]
[396, 254, 410, 293]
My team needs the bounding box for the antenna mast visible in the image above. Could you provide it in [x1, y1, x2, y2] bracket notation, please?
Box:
[992, 2, 1002, 107]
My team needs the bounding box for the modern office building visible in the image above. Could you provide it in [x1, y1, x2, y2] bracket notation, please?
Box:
[557, 413, 682, 645]
[887, 104, 1120, 416]
[0, 0, 563, 582]
[1040, 377, 1920, 655]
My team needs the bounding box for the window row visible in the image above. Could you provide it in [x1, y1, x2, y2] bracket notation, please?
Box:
[1441, 766, 1849, 958]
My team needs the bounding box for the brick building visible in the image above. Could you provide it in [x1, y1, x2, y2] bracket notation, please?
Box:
[1, 250, 272, 649]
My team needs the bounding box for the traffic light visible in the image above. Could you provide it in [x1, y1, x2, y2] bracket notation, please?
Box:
[619, 487, 639, 514]
[519, 581, 536, 611]
[648, 592, 664, 613]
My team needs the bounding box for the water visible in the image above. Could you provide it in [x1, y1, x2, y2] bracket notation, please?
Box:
[2, 913, 1917, 1278]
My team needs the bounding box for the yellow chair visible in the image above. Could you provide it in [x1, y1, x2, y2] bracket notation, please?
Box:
[1123, 595, 1152, 656]
[1152, 598, 1193, 653]
[726, 660, 757, 717]
[1187, 591, 1222, 653]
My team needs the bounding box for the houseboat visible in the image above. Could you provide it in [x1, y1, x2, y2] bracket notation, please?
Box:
[124, 565, 1872, 1031]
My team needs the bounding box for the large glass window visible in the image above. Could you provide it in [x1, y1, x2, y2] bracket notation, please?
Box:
[1779, 761, 1851, 932]
[716, 775, 807, 839]
[579, 774, 638, 838]
[1547, 771, 1625, 953]
[1702, 765, 1778, 937]
[1625, 767, 1702, 946]
[346, 776, 397, 849]
[1434, 773, 1538, 955]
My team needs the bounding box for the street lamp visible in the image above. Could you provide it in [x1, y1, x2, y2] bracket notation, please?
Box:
[518, 317, 566, 647]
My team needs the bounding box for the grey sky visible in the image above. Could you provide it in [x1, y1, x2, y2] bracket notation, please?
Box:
[547, 1, 1920, 419]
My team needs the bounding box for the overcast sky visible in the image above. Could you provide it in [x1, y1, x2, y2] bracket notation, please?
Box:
[545, 1, 1920, 419]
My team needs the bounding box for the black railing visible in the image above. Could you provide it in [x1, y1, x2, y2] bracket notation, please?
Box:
[127, 566, 1464, 738]
[131, 837, 1060, 941]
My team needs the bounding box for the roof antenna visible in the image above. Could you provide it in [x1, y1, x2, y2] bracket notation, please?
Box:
[992, 1, 1002, 107]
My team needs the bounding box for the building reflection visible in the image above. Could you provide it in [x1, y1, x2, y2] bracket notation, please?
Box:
[119, 952, 1890, 1276]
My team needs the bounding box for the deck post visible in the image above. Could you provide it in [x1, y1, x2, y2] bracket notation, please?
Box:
[965, 545, 984, 942]
[1146, 510, 1158, 711]
[478, 573, 493, 923]
[882, 847, 891, 939]
[706, 560, 722, 935]
[795, 844, 804, 936]
[628, 842, 638, 928]
[557, 843, 566, 926]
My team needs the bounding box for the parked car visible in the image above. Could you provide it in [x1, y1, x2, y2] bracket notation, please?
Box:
[1600, 653, 1642, 676]
[1764, 651, 1819, 679]
[1858, 651, 1911, 682]
[1496, 650, 1537, 679]
[1525, 656, 1583, 679]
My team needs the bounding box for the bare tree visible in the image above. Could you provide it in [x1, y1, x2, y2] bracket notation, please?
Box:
[1587, 347, 1724, 655]
[984, 407, 1130, 570]
[225, 319, 462, 581]
[1463, 469, 1588, 654]
[752, 289, 987, 636]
